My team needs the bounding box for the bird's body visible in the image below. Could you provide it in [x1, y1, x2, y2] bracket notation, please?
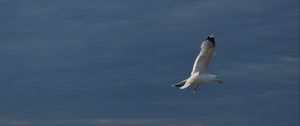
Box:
[173, 34, 222, 94]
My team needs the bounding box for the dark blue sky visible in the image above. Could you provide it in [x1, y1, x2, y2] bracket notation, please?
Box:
[0, 0, 299, 126]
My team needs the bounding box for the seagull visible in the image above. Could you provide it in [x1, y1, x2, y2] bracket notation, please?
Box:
[172, 34, 223, 94]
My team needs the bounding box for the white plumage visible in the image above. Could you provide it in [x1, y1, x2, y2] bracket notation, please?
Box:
[173, 34, 223, 94]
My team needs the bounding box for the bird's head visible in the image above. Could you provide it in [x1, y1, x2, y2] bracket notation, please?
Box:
[210, 74, 223, 84]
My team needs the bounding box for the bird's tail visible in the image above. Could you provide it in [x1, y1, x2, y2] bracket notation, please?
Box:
[172, 79, 187, 88]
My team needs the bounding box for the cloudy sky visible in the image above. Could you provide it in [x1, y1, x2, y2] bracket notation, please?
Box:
[0, 0, 299, 126]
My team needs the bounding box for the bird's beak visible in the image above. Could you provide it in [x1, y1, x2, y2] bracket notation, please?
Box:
[217, 79, 223, 84]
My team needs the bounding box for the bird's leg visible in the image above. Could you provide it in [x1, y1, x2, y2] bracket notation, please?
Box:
[193, 84, 199, 94]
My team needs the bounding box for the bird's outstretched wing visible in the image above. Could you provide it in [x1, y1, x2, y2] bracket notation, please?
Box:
[191, 36, 215, 74]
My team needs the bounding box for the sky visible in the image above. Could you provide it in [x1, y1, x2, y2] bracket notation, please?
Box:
[0, 0, 299, 126]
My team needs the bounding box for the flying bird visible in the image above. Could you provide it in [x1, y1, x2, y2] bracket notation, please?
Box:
[172, 34, 223, 94]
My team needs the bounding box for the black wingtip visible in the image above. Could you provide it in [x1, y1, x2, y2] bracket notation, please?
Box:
[206, 34, 215, 47]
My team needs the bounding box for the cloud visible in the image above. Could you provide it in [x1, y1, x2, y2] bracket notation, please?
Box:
[92, 118, 172, 126]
